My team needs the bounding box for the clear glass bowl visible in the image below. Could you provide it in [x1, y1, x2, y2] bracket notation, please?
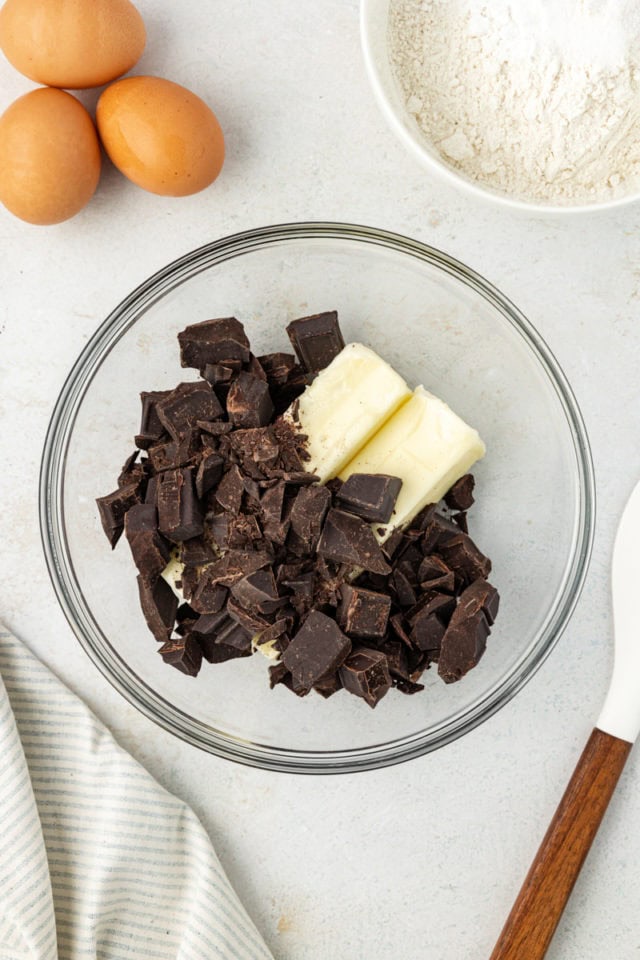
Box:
[40, 222, 595, 773]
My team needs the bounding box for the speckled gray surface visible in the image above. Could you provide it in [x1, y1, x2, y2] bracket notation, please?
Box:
[1, 2, 640, 957]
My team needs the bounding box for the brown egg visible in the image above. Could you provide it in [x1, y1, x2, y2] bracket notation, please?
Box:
[0, 0, 146, 89]
[0, 87, 101, 225]
[97, 76, 225, 197]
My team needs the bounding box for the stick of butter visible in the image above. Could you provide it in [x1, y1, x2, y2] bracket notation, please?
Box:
[340, 386, 485, 541]
[284, 343, 411, 482]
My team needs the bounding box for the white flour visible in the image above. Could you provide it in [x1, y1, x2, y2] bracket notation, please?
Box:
[388, 0, 640, 203]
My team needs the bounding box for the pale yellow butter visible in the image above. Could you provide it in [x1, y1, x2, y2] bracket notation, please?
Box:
[340, 386, 485, 541]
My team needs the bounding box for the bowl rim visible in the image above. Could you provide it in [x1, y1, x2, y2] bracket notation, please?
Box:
[359, 0, 640, 216]
[39, 221, 596, 774]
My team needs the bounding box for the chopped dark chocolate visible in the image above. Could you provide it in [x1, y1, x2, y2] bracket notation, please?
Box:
[337, 473, 402, 524]
[227, 373, 274, 428]
[195, 452, 224, 499]
[444, 474, 475, 511]
[314, 672, 343, 699]
[286, 310, 345, 373]
[100, 312, 499, 704]
[136, 390, 171, 449]
[289, 484, 331, 553]
[438, 533, 491, 584]
[282, 611, 351, 688]
[417, 555, 456, 593]
[438, 585, 493, 684]
[190, 612, 252, 662]
[454, 577, 500, 625]
[258, 352, 297, 386]
[191, 567, 228, 614]
[158, 635, 202, 676]
[337, 584, 391, 639]
[389, 568, 417, 607]
[178, 317, 251, 369]
[96, 483, 142, 548]
[124, 503, 170, 580]
[157, 467, 203, 542]
[339, 647, 392, 708]
[411, 609, 447, 653]
[215, 465, 244, 514]
[231, 568, 284, 615]
[201, 363, 235, 389]
[180, 536, 215, 567]
[137, 574, 178, 644]
[316, 509, 391, 575]
[156, 381, 222, 441]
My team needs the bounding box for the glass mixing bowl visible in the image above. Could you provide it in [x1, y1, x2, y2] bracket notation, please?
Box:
[40, 222, 595, 773]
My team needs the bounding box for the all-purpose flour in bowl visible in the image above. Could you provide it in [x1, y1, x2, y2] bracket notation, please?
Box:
[388, 0, 640, 206]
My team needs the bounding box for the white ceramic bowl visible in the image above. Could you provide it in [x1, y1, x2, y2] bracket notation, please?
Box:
[360, 0, 640, 215]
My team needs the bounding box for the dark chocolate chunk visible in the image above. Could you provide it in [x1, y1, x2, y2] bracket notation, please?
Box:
[226, 597, 270, 636]
[444, 474, 475, 511]
[455, 578, 500, 625]
[136, 390, 171, 449]
[227, 373, 274, 428]
[196, 419, 234, 436]
[411, 609, 446, 653]
[316, 509, 391, 575]
[407, 591, 456, 626]
[202, 363, 235, 389]
[417, 555, 456, 593]
[96, 482, 141, 548]
[438, 586, 492, 684]
[246, 353, 267, 381]
[190, 612, 253, 662]
[269, 661, 292, 689]
[137, 574, 177, 643]
[158, 635, 202, 676]
[381, 527, 404, 561]
[337, 473, 402, 524]
[379, 639, 411, 680]
[438, 533, 491, 584]
[215, 465, 244, 514]
[145, 475, 159, 506]
[124, 503, 170, 580]
[258, 352, 297, 386]
[157, 467, 203, 542]
[191, 568, 228, 614]
[286, 310, 345, 373]
[156, 381, 222, 441]
[395, 678, 425, 695]
[178, 317, 251, 369]
[452, 512, 468, 534]
[390, 613, 413, 647]
[231, 568, 284, 615]
[339, 647, 392, 708]
[226, 513, 263, 549]
[282, 611, 351, 688]
[337, 584, 391, 639]
[314, 672, 343, 699]
[118, 450, 147, 490]
[180, 536, 215, 567]
[201, 550, 271, 587]
[196, 452, 224, 499]
[289, 484, 331, 552]
[388, 568, 417, 607]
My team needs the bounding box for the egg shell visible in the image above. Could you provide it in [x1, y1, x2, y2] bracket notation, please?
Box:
[97, 76, 225, 197]
[0, 0, 146, 88]
[0, 87, 101, 225]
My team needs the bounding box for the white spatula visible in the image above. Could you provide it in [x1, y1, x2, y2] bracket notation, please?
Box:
[490, 479, 640, 959]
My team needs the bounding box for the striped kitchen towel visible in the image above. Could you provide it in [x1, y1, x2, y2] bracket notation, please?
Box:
[0, 625, 274, 960]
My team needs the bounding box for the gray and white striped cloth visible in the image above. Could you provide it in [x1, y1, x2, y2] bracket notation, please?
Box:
[0, 625, 274, 960]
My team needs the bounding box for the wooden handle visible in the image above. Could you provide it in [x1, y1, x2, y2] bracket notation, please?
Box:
[490, 727, 632, 960]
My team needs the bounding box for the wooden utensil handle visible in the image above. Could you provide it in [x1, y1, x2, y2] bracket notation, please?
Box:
[490, 727, 632, 960]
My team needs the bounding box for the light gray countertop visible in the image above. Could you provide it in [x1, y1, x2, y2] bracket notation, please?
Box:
[2, 2, 639, 957]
